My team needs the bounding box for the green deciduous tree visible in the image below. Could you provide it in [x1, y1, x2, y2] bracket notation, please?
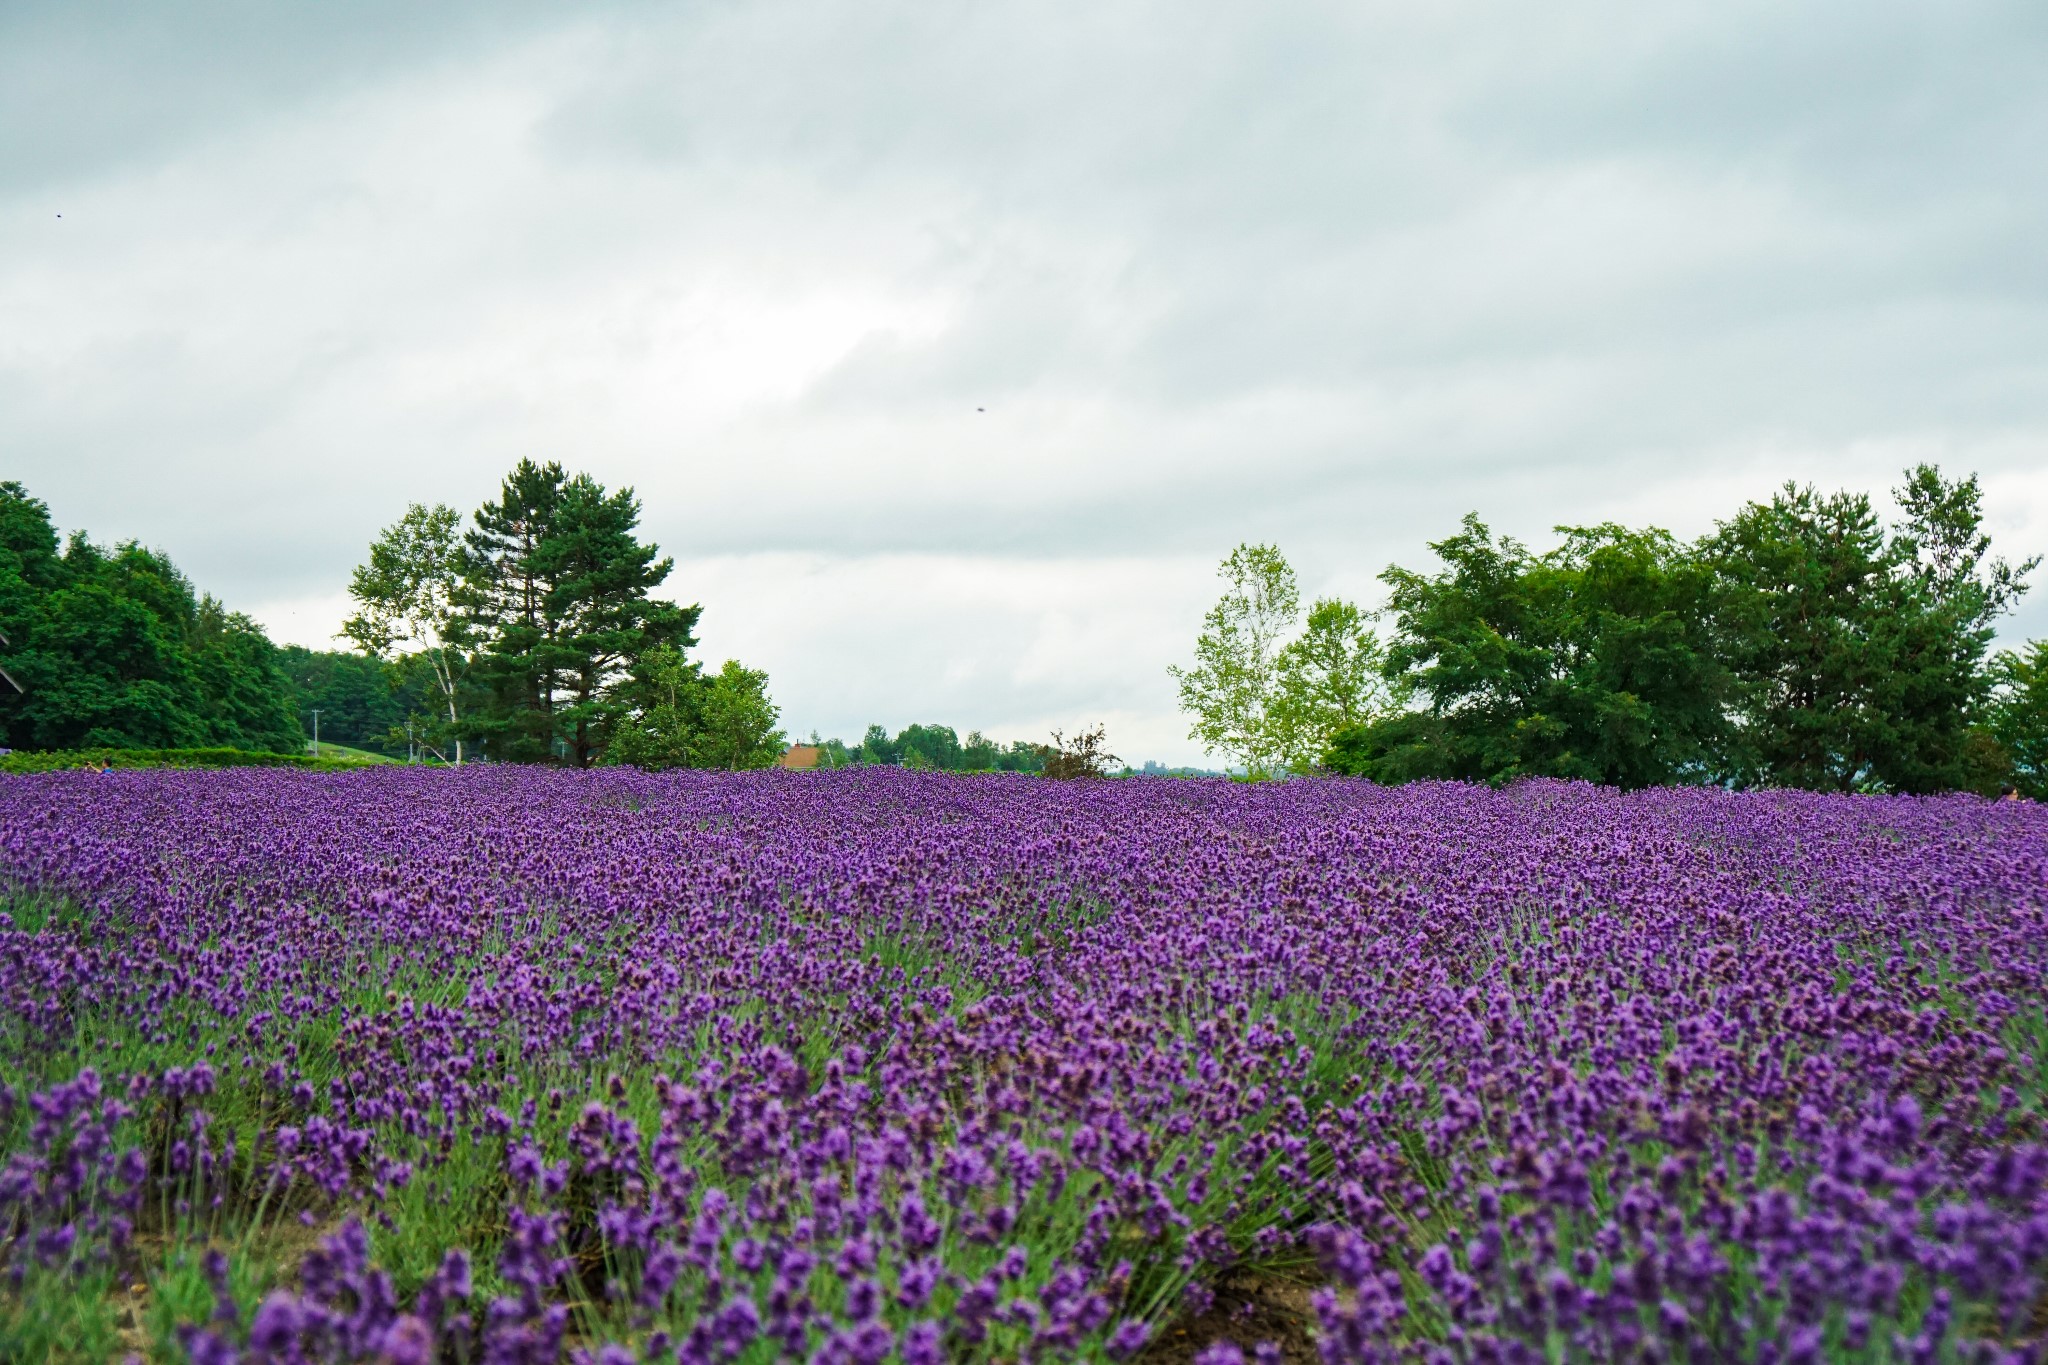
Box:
[1985, 641, 2048, 799]
[1169, 544, 1301, 777]
[1881, 466, 2035, 793]
[275, 646, 408, 752]
[1327, 519, 1731, 789]
[858, 724, 898, 766]
[1172, 544, 1388, 776]
[0, 482, 299, 753]
[955, 729, 1047, 772]
[189, 596, 307, 753]
[606, 644, 702, 770]
[343, 502, 470, 762]
[693, 660, 786, 770]
[1272, 597, 1385, 771]
[895, 723, 963, 771]
[1327, 465, 2033, 794]
[1703, 484, 1901, 791]
[961, 729, 1000, 771]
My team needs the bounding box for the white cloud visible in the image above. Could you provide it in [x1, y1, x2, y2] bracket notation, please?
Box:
[5, 0, 2047, 763]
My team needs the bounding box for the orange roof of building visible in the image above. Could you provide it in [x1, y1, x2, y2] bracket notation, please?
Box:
[777, 744, 823, 770]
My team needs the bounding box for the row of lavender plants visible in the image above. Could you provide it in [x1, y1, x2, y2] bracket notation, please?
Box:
[0, 767, 2043, 1363]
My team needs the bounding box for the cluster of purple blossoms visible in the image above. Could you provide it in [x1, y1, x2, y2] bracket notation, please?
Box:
[0, 766, 2043, 1362]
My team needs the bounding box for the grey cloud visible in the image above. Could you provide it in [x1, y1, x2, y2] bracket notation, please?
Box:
[1457, 4, 2048, 196]
[0, 3, 579, 192]
[4, 0, 2047, 756]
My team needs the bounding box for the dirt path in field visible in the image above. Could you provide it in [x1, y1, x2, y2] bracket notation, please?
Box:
[1139, 1271, 1323, 1365]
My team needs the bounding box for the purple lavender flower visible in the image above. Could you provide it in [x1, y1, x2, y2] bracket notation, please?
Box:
[0, 767, 2040, 1362]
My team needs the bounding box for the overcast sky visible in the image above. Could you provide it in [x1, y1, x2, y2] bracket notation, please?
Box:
[5, 2, 2046, 763]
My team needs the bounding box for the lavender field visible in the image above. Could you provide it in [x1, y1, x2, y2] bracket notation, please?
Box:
[1, 769, 2045, 1363]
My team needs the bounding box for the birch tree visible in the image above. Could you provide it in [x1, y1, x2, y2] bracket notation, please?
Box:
[343, 503, 471, 764]
[1168, 543, 1300, 777]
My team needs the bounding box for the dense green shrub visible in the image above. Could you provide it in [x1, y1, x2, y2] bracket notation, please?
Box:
[0, 747, 371, 774]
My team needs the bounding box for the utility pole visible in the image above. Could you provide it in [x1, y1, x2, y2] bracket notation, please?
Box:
[309, 709, 321, 757]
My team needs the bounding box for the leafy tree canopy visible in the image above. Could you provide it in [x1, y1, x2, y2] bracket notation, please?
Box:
[1330, 519, 1731, 789]
[1702, 467, 2034, 793]
[343, 462, 704, 767]
[693, 660, 787, 771]
[274, 645, 415, 754]
[1171, 543, 1386, 776]
[1326, 465, 2036, 794]
[344, 502, 471, 762]
[1985, 641, 2048, 800]
[0, 482, 300, 753]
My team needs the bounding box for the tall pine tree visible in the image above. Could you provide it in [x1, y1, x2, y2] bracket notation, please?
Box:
[545, 475, 696, 766]
[461, 460, 570, 762]
[460, 461, 698, 765]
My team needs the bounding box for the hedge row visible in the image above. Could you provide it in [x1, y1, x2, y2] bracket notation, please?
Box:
[0, 747, 375, 774]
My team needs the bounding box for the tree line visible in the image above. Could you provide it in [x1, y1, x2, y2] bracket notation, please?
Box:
[801, 723, 1051, 772]
[0, 462, 1098, 775]
[796, 723, 1142, 778]
[342, 459, 788, 769]
[0, 483, 304, 752]
[0, 465, 789, 769]
[13, 457, 2042, 793]
[1175, 464, 2048, 796]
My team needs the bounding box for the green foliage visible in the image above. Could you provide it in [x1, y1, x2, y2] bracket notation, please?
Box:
[949, 729, 1048, 773]
[0, 1264, 125, 1363]
[692, 660, 787, 770]
[0, 747, 368, 773]
[1331, 519, 1731, 789]
[853, 723, 893, 766]
[1272, 596, 1385, 771]
[454, 460, 700, 766]
[186, 595, 305, 752]
[545, 477, 699, 766]
[999, 739, 1047, 774]
[608, 654, 785, 772]
[959, 729, 1000, 771]
[1169, 543, 1300, 777]
[825, 724, 1043, 772]
[461, 459, 566, 762]
[1985, 640, 2048, 799]
[344, 502, 472, 762]
[0, 482, 301, 754]
[1325, 710, 1469, 784]
[274, 646, 407, 752]
[895, 722, 962, 770]
[1329, 465, 2036, 794]
[1703, 467, 2034, 793]
[605, 645, 702, 770]
[1172, 545, 1385, 776]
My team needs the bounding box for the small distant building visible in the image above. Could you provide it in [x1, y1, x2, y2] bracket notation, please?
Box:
[778, 744, 823, 770]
